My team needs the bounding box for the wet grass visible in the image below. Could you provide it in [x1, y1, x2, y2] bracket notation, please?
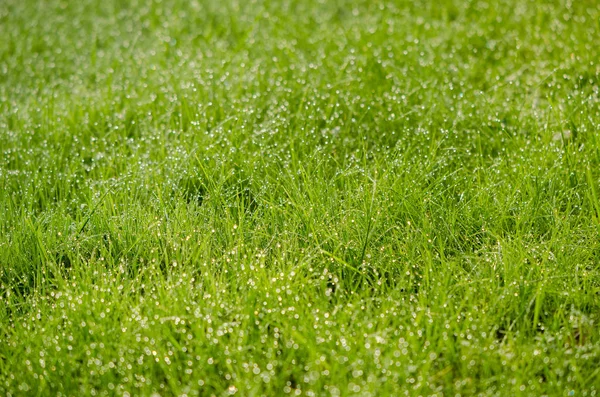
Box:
[1, 0, 600, 395]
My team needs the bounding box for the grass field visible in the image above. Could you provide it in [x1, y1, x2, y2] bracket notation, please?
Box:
[1, 0, 600, 395]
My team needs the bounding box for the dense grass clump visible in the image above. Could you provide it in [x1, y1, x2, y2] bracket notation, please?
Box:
[1, 0, 600, 395]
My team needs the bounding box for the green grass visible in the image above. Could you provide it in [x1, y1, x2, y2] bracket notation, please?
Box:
[1, 0, 600, 395]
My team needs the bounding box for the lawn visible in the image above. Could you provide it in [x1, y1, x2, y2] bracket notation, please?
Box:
[1, 0, 600, 395]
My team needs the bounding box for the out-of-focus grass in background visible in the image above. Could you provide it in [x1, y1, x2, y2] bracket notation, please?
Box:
[1, 0, 600, 395]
